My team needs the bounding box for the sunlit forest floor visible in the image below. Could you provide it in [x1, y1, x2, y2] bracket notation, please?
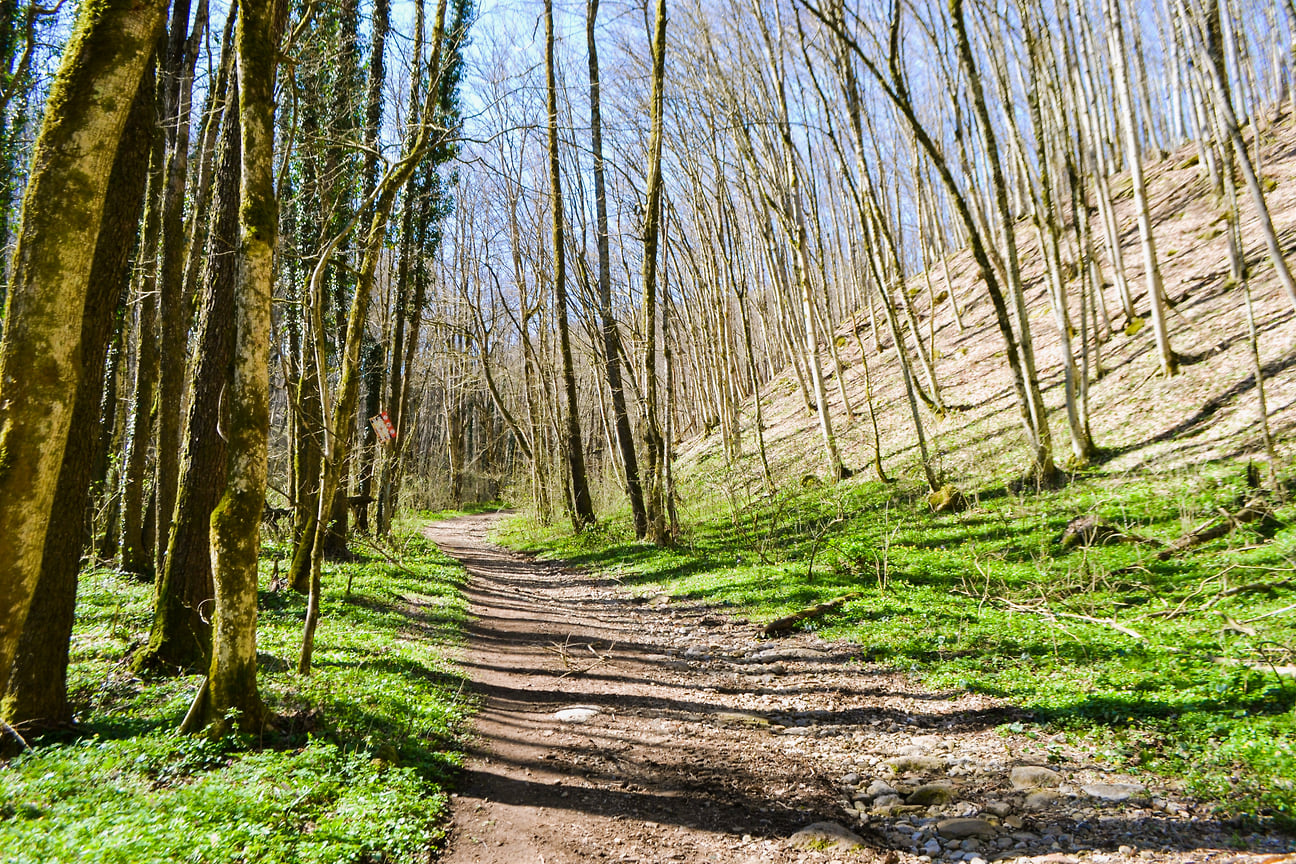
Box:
[0, 529, 470, 862]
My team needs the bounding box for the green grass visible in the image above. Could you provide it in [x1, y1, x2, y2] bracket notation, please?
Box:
[0, 530, 471, 864]
[499, 459, 1296, 825]
[409, 501, 509, 524]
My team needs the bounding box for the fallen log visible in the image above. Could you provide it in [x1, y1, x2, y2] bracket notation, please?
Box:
[761, 592, 861, 637]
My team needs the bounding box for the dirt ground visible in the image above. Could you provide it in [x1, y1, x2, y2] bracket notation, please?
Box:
[424, 513, 1293, 864]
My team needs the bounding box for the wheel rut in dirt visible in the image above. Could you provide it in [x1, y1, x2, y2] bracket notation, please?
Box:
[425, 513, 1293, 864]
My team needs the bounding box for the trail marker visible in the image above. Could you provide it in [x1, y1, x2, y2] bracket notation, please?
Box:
[370, 411, 397, 442]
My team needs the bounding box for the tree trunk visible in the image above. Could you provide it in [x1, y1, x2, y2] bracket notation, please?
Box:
[544, 0, 596, 530]
[588, 0, 646, 537]
[1108, 0, 1178, 377]
[0, 0, 166, 703]
[639, 0, 670, 542]
[194, 0, 282, 736]
[950, 0, 1054, 478]
[300, 0, 451, 674]
[137, 64, 240, 675]
[153, 0, 206, 581]
[119, 129, 167, 578]
[3, 67, 155, 733]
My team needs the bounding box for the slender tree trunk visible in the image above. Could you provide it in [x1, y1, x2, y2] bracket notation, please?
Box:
[375, 0, 423, 537]
[1202, 14, 1280, 488]
[543, 0, 595, 530]
[154, 0, 206, 580]
[300, 0, 451, 674]
[192, 0, 281, 736]
[1108, 0, 1178, 376]
[640, 0, 670, 542]
[119, 130, 167, 577]
[950, 0, 1054, 478]
[588, 0, 646, 537]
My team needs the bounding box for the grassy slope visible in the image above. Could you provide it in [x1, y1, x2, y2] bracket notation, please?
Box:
[0, 529, 469, 864]
[500, 118, 1296, 825]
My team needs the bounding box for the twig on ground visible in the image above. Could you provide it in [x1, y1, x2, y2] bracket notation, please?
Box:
[552, 640, 616, 680]
[1242, 602, 1296, 624]
[962, 590, 1151, 644]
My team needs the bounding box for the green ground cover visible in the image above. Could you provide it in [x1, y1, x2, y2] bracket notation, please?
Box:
[0, 530, 470, 864]
[499, 460, 1296, 826]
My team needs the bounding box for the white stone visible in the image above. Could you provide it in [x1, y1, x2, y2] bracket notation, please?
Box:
[553, 705, 600, 723]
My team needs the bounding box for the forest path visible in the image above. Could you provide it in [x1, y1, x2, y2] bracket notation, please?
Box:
[423, 513, 1292, 864]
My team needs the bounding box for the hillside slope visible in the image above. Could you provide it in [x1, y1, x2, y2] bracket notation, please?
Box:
[682, 114, 1296, 489]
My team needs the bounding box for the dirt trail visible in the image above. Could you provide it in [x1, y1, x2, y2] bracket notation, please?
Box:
[424, 513, 1292, 864]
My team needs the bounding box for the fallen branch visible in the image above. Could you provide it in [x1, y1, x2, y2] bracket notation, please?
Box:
[760, 592, 861, 637]
[1242, 602, 1296, 624]
[1008, 598, 1147, 641]
[962, 590, 1154, 644]
[0, 718, 31, 753]
[1157, 499, 1277, 560]
[1211, 577, 1294, 604]
[1054, 610, 1148, 641]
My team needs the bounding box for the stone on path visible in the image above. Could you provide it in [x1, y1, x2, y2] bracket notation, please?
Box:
[908, 782, 955, 805]
[789, 821, 865, 851]
[1024, 790, 1062, 810]
[1010, 765, 1063, 789]
[882, 754, 948, 773]
[936, 818, 996, 839]
[553, 705, 601, 723]
[982, 800, 1012, 817]
[714, 711, 770, 728]
[866, 779, 898, 799]
[745, 646, 828, 662]
[1082, 782, 1146, 802]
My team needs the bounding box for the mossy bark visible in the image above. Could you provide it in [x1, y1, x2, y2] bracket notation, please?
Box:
[3, 67, 154, 732]
[200, 0, 279, 734]
[0, 0, 166, 700]
[118, 126, 166, 578]
[288, 356, 323, 593]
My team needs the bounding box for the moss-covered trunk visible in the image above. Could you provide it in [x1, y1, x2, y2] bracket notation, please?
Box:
[118, 132, 165, 578]
[201, 0, 280, 734]
[0, 0, 167, 702]
[288, 353, 323, 593]
[3, 66, 155, 732]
